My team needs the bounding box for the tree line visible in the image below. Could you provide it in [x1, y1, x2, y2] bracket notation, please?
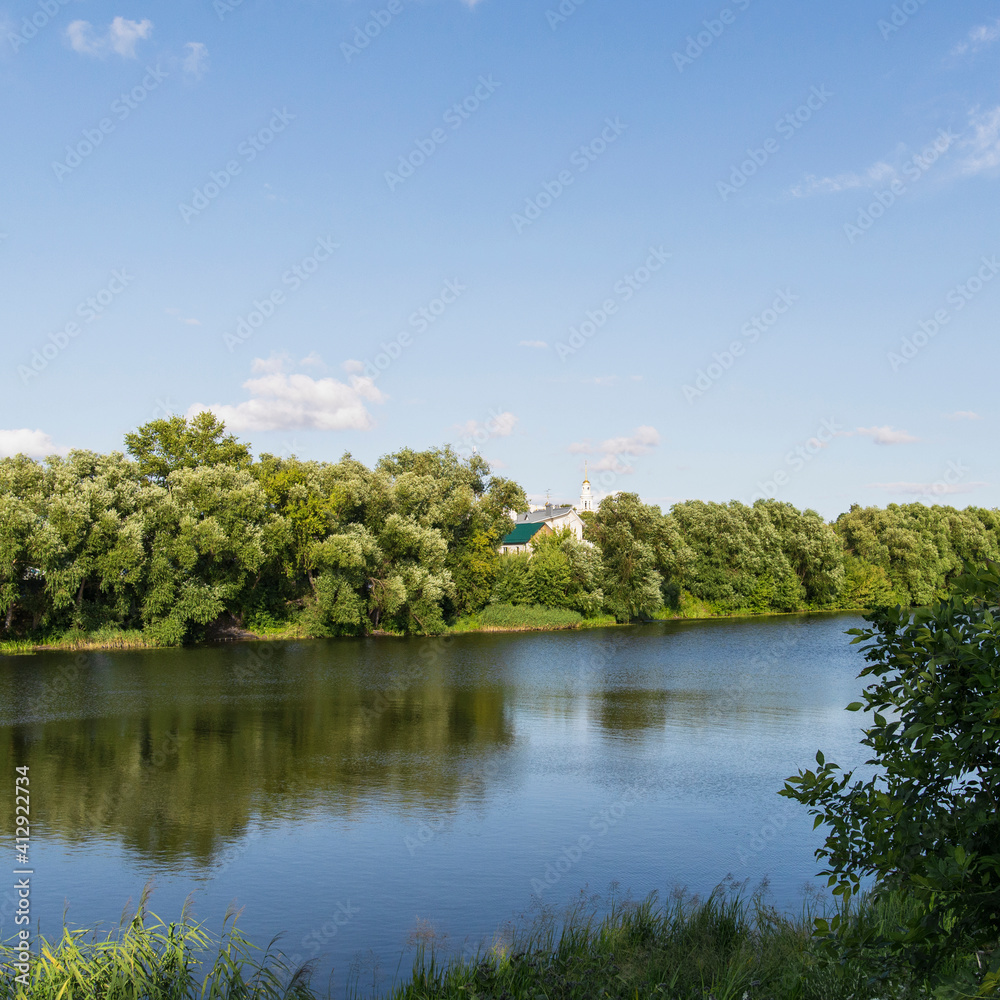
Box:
[1, 414, 998, 644]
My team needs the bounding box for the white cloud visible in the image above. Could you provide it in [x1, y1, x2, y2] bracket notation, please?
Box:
[953, 19, 1000, 55]
[455, 411, 518, 440]
[946, 410, 981, 420]
[67, 17, 153, 58]
[188, 364, 386, 432]
[958, 105, 1000, 176]
[519, 340, 548, 349]
[182, 41, 208, 79]
[856, 425, 918, 446]
[570, 425, 660, 456]
[250, 355, 291, 375]
[791, 160, 897, 197]
[165, 307, 201, 325]
[868, 481, 987, 496]
[341, 359, 364, 374]
[568, 425, 660, 473]
[0, 429, 70, 459]
[792, 103, 1000, 192]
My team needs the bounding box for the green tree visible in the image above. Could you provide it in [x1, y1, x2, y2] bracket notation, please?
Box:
[781, 562, 1000, 987]
[588, 493, 663, 622]
[0, 455, 48, 633]
[125, 412, 252, 485]
[492, 553, 532, 606]
[526, 527, 604, 616]
[526, 530, 573, 608]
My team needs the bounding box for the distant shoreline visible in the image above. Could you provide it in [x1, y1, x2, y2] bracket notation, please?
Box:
[0, 605, 872, 657]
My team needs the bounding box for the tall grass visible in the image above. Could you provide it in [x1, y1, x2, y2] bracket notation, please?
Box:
[0, 628, 162, 656]
[0, 640, 36, 657]
[466, 604, 583, 630]
[392, 887, 956, 1000]
[0, 887, 979, 999]
[0, 891, 314, 1000]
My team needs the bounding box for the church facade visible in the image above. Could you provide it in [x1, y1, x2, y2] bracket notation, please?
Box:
[498, 473, 594, 554]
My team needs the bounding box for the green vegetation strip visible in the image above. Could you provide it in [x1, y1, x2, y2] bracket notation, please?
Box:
[0, 889, 973, 999]
[3, 413, 1000, 652]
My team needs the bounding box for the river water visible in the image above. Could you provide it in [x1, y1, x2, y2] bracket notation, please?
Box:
[0, 614, 872, 992]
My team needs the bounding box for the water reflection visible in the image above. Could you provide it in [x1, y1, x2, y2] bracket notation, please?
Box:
[0, 615, 867, 902]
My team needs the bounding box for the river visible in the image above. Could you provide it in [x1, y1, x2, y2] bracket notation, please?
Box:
[0, 613, 872, 992]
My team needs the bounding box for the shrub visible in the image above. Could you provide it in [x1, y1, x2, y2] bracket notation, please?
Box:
[782, 561, 1000, 989]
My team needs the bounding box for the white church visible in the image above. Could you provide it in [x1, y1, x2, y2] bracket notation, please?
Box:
[498, 470, 595, 554]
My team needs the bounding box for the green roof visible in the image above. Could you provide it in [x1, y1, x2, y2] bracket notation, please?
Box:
[501, 522, 546, 546]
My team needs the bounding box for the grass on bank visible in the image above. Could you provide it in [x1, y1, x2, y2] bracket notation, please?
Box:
[0, 598, 872, 656]
[0, 887, 982, 1000]
[0, 627, 162, 657]
[449, 604, 584, 632]
[394, 887, 970, 1000]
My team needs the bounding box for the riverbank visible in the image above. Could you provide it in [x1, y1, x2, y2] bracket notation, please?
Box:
[0, 889, 969, 999]
[0, 604, 870, 657]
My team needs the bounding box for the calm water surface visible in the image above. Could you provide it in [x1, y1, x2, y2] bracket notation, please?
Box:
[0, 615, 871, 991]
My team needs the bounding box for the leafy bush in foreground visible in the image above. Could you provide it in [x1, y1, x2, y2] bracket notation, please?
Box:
[783, 561, 1000, 993]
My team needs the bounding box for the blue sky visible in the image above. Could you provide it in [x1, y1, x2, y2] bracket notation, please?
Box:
[1, 0, 998, 518]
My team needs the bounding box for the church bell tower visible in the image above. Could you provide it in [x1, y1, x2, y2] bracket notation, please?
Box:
[579, 464, 593, 512]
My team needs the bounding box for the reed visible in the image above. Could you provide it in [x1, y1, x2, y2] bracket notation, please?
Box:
[0, 888, 975, 999]
[390, 888, 949, 1000]
[0, 891, 314, 1000]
